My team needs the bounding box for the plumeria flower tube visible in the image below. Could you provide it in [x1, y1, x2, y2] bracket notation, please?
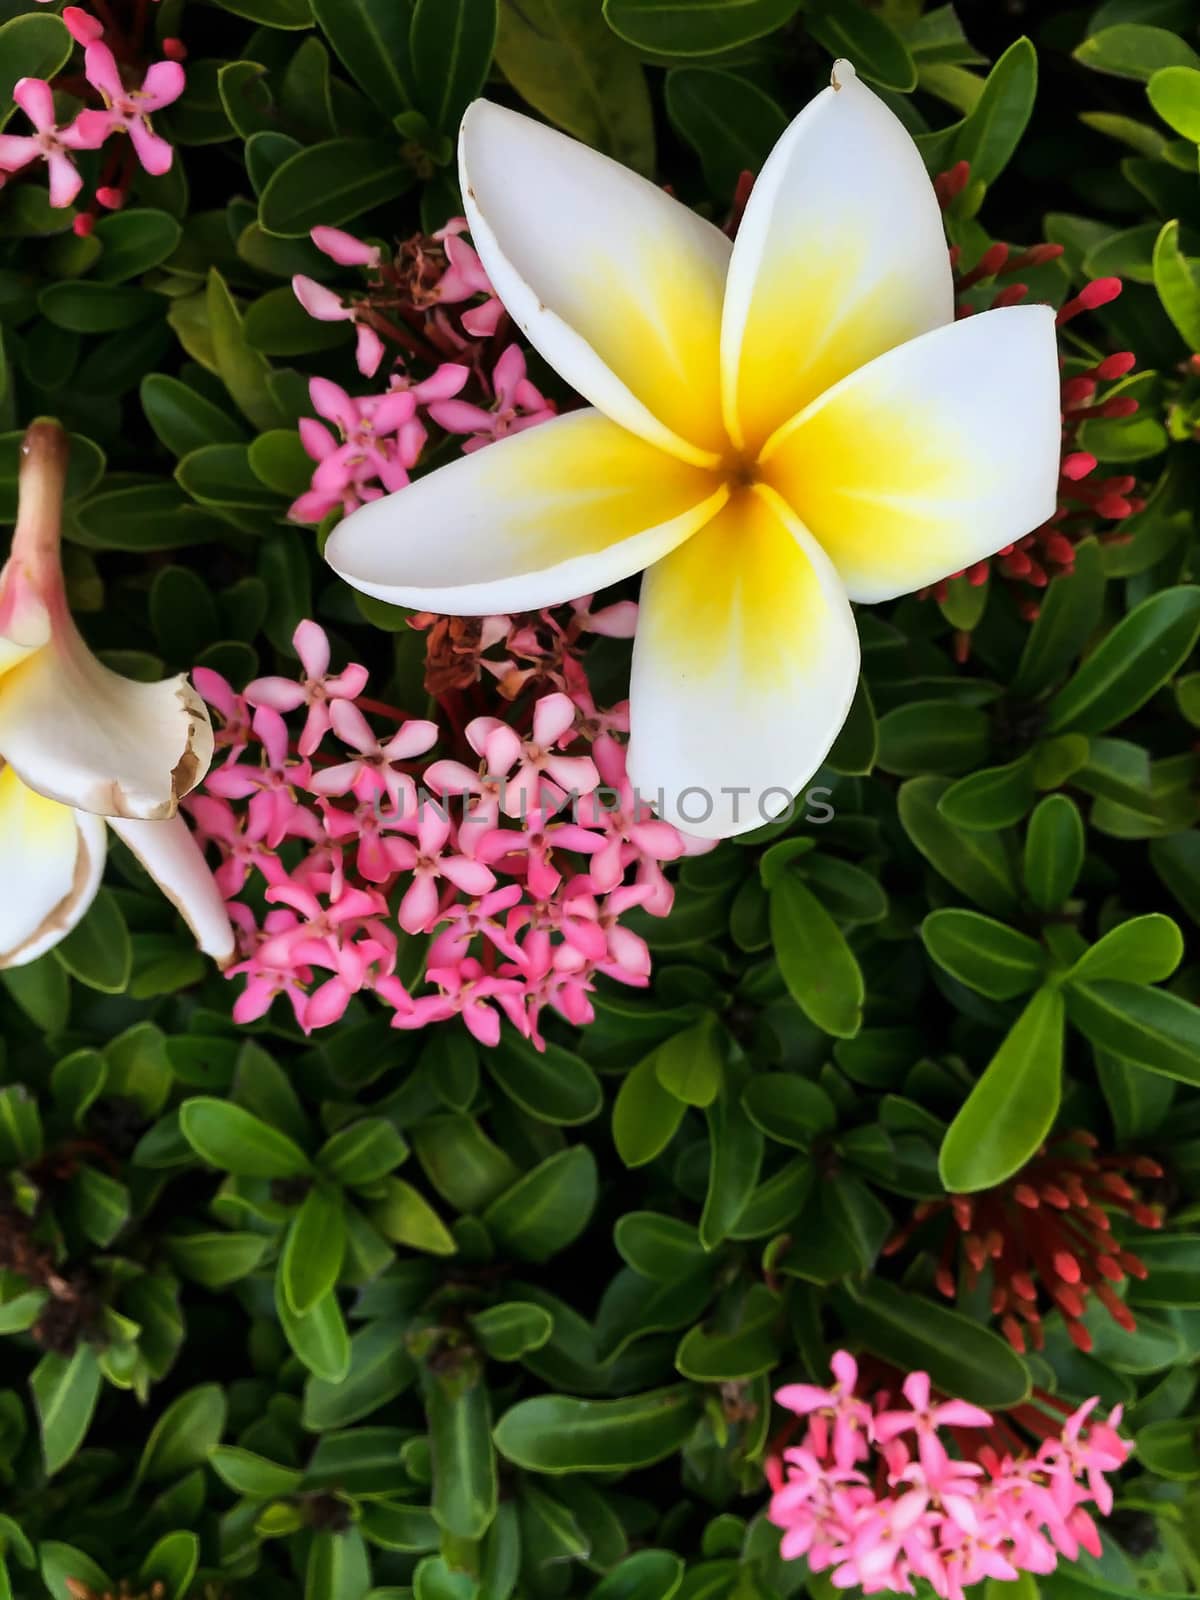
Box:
[0, 421, 232, 968]
[327, 61, 1061, 839]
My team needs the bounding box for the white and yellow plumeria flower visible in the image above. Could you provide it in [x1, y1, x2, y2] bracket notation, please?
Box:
[327, 61, 1061, 840]
[0, 421, 233, 968]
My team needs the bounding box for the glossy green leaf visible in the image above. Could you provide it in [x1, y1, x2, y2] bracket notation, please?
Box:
[939, 987, 1065, 1191]
[1066, 981, 1200, 1083]
[665, 69, 787, 197]
[410, 0, 498, 132]
[494, 1387, 703, 1472]
[1153, 218, 1200, 347]
[179, 1098, 311, 1177]
[921, 909, 1046, 999]
[482, 1147, 598, 1262]
[423, 1349, 497, 1538]
[1024, 794, 1086, 912]
[259, 139, 416, 237]
[281, 1184, 346, 1315]
[769, 873, 864, 1038]
[32, 1346, 102, 1476]
[603, 0, 800, 55]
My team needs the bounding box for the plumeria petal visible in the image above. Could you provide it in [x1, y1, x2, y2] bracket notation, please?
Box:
[759, 304, 1061, 602]
[459, 100, 730, 465]
[722, 59, 953, 455]
[627, 486, 858, 839]
[109, 814, 235, 964]
[0, 423, 214, 819]
[0, 765, 105, 967]
[327, 408, 727, 615]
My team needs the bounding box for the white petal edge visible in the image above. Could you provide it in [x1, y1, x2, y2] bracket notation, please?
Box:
[721, 59, 954, 455]
[627, 484, 860, 841]
[327, 408, 728, 615]
[0, 765, 106, 967]
[759, 303, 1062, 603]
[460, 100, 731, 467]
[109, 813, 235, 966]
[0, 636, 214, 820]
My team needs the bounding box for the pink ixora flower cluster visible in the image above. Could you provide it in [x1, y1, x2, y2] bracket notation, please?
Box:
[289, 221, 554, 524]
[0, 5, 183, 232]
[767, 1351, 1129, 1600]
[188, 614, 708, 1045]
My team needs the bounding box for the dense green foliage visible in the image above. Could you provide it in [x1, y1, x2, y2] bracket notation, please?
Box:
[3, 0, 1200, 1597]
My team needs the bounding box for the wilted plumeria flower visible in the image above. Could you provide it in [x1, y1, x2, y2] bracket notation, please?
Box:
[0, 422, 232, 968]
[884, 1131, 1163, 1354]
[191, 615, 708, 1044]
[326, 61, 1061, 840]
[767, 1351, 1130, 1598]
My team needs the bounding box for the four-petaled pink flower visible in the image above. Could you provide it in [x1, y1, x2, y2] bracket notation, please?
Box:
[79, 43, 184, 175]
[873, 1370, 992, 1472]
[0, 78, 107, 207]
[386, 805, 497, 935]
[246, 619, 369, 758]
[309, 699, 437, 810]
[292, 378, 424, 523]
[428, 344, 556, 452]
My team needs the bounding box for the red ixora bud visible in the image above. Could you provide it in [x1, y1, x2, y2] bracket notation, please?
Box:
[885, 1132, 1164, 1354]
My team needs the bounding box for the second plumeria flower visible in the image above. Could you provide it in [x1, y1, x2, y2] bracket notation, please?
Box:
[0, 421, 231, 968]
[327, 60, 1061, 839]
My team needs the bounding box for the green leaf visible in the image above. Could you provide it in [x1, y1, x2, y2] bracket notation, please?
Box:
[614, 1212, 706, 1279]
[281, 1184, 346, 1315]
[921, 909, 1046, 999]
[167, 1230, 269, 1288]
[937, 755, 1037, 831]
[179, 1097, 312, 1178]
[495, 0, 655, 176]
[897, 777, 1022, 917]
[486, 1033, 602, 1125]
[135, 1384, 227, 1485]
[1046, 585, 1200, 734]
[917, 37, 1037, 187]
[39, 1546, 113, 1600]
[1075, 23, 1200, 79]
[836, 1278, 1031, 1407]
[0, 16, 72, 131]
[675, 1283, 781, 1381]
[137, 1532, 198, 1600]
[1148, 64, 1200, 139]
[210, 1444, 305, 1497]
[1068, 914, 1184, 985]
[304, 1320, 418, 1429]
[53, 889, 132, 994]
[410, 0, 497, 133]
[318, 1118, 409, 1186]
[603, 0, 800, 55]
[1153, 219, 1200, 348]
[1066, 982, 1200, 1084]
[259, 139, 416, 237]
[653, 1017, 723, 1107]
[769, 872, 864, 1037]
[39, 282, 163, 334]
[470, 1302, 555, 1361]
[310, 0, 413, 119]
[412, 1114, 519, 1210]
[1024, 794, 1086, 912]
[939, 987, 1065, 1191]
[494, 1387, 703, 1473]
[877, 701, 991, 777]
[805, 0, 917, 91]
[0, 1086, 43, 1164]
[1011, 537, 1106, 697]
[31, 1346, 102, 1476]
[206, 269, 283, 431]
[700, 1059, 762, 1249]
[93, 210, 182, 283]
[305, 1529, 371, 1600]
[275, 1276, 350, 1382]
[482, 1147, 598, 1262]
[741, 1073, 837, 1146]
[1128, 1234, 1200, 1307]
[423, 1349, 497, 1539]
[592, 1553, 684, 1600]
[1134, 1416, 1200, 1478]
[665, 69, 787, 198]
[140, 374, 246, 455]
[612, 1048, 687, 1167]
[369, 1178, 457, 1255]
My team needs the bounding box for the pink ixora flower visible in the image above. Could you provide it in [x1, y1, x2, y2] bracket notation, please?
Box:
[293, 276, 387, 379]
[428, 344, 555, 452]
[246, 619, 368, 758]
[0, 79, 107, 207]
[767, 1351, 1131, 1600]
[78, 43, 184, 175]
[432, 217, 505, 335]
[291, 378, 423, 523]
